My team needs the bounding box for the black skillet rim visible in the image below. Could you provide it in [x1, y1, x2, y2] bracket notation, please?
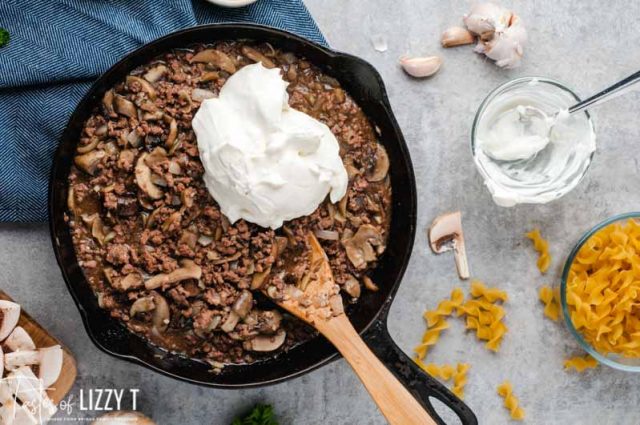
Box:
[48, 23, 417, 388]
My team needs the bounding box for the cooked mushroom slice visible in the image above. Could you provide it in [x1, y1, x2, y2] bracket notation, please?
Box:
[251, 266, 271, 290]
[114, 95, 137, 118]
[151, 293, 170, 332]
[163, 115, 178, 149]
[74, 150, 106, 175]
[5, 326, 35, 351]
[363, 276, 380, 292]
[232, 290, 253, 319]
[129, 296, 155, 317]
[343, 275, 361, 298]
[143, 64, 168, 83]
[428, 211, 470, 280]
[102, 89, 115, 115]
[241, 46, 275, 68]
[367, 144, 390, 182]
[77, 137, 100, 154]
[244, 329, 286, 352]
[342, 224, 384, 269]
[135, 153, 164, 200]
[145, 259, 202, 290]
[126, 75, 157, 100]
[0, 300, 20, 341]
[108, 270, 144, 292]
[220, 311, 240, 333]
[191, 88, 216, 101]
[91, 411, 157, 425]
[190, 49, 237, 74]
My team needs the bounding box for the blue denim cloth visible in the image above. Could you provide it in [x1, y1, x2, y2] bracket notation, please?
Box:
[0, 0, 326, 221]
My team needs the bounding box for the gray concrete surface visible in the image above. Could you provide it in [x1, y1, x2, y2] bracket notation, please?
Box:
[2, 0, 640, 423]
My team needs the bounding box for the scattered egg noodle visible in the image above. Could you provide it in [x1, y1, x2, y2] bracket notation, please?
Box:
[414, 318, 449, 360]
[469, 280, 508, 303]
[414, 360, 470, 399]
[564, 355, 598, 372]
[567, 219, 640, 358]
[497, 380, 525, 421]
[459, 281, 508, 352]
[526, 229, 552, 273]
[452, 363, 470, 399]
[414, 288, 464, 359]
[538, 285, 561, 321]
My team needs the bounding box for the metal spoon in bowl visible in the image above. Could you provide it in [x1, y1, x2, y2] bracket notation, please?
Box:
[518, 69, 640, 155]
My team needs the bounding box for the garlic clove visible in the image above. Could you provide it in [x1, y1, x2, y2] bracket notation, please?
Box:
[463, 2, 512, 38]
[399, 56, 442, 78]
[441, 26, 475, 47]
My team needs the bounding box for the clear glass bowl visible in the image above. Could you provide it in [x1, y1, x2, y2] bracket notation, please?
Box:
[471, 77, 596, 206]
[560, 212, 640, 372]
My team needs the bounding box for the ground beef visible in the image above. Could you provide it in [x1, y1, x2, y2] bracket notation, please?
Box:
[67, 41, 392, 364]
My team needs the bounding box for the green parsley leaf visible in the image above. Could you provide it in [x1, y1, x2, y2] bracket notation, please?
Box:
[231, 404, 279, 425]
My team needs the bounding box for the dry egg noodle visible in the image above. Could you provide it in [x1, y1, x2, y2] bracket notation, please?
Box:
[566, 219, 640, 357]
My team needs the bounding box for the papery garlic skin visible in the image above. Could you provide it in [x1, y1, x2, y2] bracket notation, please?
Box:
[399, 56, 442, 78]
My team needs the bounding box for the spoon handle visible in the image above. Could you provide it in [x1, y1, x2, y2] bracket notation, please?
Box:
[316, 314, 438, 425]
[570, 69, 640, 115]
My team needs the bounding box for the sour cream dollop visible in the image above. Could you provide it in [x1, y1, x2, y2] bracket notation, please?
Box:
[192, 63, 348, 229]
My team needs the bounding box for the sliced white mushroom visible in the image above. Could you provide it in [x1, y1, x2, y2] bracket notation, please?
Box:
[4, 350, 39, 371]
[130, 297, 155, 317]
[244, 329, 286, 352]
[0, 300, 21, 341]
[39, 346, 63, 388]
[5, 327, 36, 351]
[7, 366, 57, 421]
[0, 398, 38, 425]
[91, 411, 157, 425]
[3, 345, 63, 388]
[428, 211, 470, 280]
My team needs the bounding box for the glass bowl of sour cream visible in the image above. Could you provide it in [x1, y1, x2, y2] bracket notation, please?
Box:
[471, 77, 596, 207]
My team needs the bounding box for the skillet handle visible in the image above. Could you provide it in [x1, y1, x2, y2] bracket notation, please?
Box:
[362, 316, 478, 425]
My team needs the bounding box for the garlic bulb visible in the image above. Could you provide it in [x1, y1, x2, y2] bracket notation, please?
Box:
[399, 56, 442, 78]
[460, 2, 527, 69]
[475, 14, 527, 68]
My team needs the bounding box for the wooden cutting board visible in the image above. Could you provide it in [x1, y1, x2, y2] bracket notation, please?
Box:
[0, 290, 77, 404]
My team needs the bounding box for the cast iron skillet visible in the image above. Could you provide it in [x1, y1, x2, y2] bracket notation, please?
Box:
[49, 24, 477, 425]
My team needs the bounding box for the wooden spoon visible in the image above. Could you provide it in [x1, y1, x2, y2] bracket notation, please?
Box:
[267, 233, 437, 425]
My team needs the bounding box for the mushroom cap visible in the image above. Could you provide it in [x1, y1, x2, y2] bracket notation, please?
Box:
[245, 329, 287, 352]
[39, 345, 63, 388]
[428, 211, 463, 253]
[0, 300, 21, 341]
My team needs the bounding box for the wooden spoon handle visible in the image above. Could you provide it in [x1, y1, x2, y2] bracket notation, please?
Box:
[316, 314, 437, 425]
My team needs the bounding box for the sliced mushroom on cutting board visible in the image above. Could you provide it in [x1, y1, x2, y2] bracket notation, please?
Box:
[0, 300, 20, 341]
[5, 326, 35, 351]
